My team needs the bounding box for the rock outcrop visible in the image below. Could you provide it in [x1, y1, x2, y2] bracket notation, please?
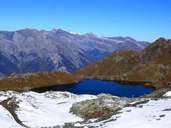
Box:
[70, 94, 132, 119]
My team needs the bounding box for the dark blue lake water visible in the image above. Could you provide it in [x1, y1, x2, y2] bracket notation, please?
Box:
[37, 80, 154, 97]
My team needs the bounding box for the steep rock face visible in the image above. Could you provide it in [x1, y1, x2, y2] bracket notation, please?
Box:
[0, 52, 19, 75]
[75, 38, 171, 88]
[0, 29, 148, 75]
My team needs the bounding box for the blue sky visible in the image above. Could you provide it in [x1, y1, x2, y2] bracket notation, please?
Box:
[0, 0, 170, 41]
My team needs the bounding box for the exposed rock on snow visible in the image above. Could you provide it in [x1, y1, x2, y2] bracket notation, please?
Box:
[70, 94, 132, 119]
[86, 98, 171, 128]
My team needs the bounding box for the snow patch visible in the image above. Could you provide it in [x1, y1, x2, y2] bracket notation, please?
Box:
[164, 91, 171, 97]
[15, 91, 96, 127]
[0, 105, 23, 128]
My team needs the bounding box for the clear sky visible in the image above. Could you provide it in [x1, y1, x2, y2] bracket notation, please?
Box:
[0, 0, 170, 41]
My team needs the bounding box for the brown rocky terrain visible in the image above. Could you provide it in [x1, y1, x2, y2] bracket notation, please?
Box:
[75, 38, 171, 89]
[0, 72, 77, 91]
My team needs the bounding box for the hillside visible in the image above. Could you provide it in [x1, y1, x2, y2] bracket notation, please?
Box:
[0, 29, 148, 75]
[0, 72, 76, 91]
[76, 38, 171, 88]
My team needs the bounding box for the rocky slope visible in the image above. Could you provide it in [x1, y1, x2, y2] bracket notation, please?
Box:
[0, 29, 148, 75]
[0, 72, 76, 91]
[0, 90, 171, 128]
[76, 38, 171, 88]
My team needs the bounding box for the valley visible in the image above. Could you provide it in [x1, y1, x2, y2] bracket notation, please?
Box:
[0, 37, 170, 92]
[0, 0, 170, 127]
[0, 31, 170, 128]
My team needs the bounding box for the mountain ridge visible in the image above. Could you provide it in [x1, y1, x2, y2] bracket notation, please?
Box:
[0, 28, 148, 76]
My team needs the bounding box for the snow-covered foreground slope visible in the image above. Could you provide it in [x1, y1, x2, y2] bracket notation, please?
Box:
[16, 92, 96, 127]
[87, 98, 171, 128]
[0, 106, 23, 128]
[0, 91, 96, 128]
[0, 91, 171, 128]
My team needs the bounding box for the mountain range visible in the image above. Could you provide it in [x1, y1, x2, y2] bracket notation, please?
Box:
[0, 38, 170, 91]
[0, 28, 148, 76]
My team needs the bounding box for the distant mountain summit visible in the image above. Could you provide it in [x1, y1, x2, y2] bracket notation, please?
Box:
[141, 38, 171, 63]
[0, 28, 148, 76]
